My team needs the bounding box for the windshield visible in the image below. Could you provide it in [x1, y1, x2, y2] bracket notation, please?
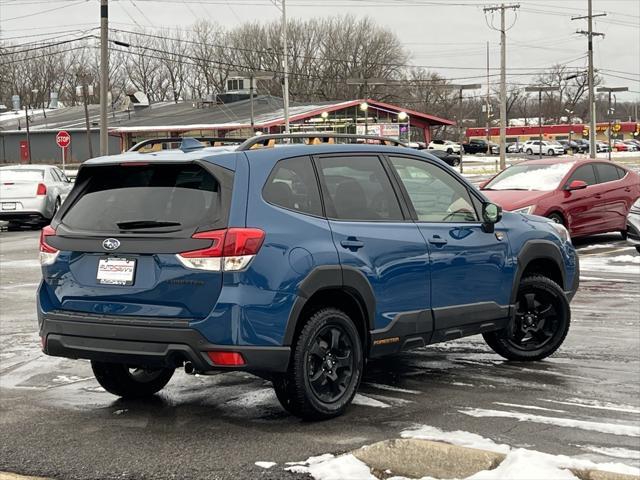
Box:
[484, 162, 575, 191]
[0, 169, 44, 182]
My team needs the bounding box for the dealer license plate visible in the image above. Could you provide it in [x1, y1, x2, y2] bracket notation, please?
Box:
[1, 203, 17, 210]
[97, 257, 136, 286]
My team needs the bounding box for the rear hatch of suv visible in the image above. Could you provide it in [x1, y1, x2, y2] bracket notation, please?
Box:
[39, 158, 245, 320]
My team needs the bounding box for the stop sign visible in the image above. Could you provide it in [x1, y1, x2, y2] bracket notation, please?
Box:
[56, 131, 71, 149]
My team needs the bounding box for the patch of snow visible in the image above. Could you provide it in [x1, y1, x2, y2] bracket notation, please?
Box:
[363, 382, 420, 394]
[451, 381, 475, 387]
[579, 255, 640, 274]
[580, 276, 634, 283]
[306, 454, 376, 480]
[576, 243, 618, 251]
[400, 425, 511, 454]
[255, 461, 276, 469]
[468, 449, 579, 480]
[540, 398, 640, 414]
[608, 255, 640, 264]
[580, 445, 640, 460]
[113, 409, 127, 415]
[226, 388, 276, 408]
[352, 394, 391, 408]
[460, 408, 640, 437]
[493, 402, 566, 413]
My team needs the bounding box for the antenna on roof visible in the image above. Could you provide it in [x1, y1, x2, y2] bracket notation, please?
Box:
[179, 137, 205, 152]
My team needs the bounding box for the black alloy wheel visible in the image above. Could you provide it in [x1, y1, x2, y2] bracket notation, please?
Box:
[483, 275, 570, 361]
[306, 325, 355, 403]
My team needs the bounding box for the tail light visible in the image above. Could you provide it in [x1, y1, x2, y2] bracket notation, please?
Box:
[177, 228, 265, 272]
[207, 351, 245, 366]
[39, 225, 59, 266]
[36, 183, 47, 195]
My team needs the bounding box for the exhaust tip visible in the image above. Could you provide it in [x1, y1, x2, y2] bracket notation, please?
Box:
[184, 361, 195, 375]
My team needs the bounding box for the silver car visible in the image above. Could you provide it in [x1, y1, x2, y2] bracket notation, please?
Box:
[0, 165, 73, 226]
[626, 198, 640, 253]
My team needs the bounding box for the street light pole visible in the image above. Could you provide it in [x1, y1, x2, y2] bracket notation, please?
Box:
[100, 0, 109, 155]
[525, 85, 559, 159]
[597, 86, 628, 161]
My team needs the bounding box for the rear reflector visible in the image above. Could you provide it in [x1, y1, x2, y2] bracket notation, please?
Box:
[39, 225, 59, 266]
[36, 183, 47, 195]
[176, 228, 265, 272]
[207, 351, 245, 366]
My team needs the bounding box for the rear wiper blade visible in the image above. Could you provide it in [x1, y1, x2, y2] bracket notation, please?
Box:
[116, 220, 182, 230]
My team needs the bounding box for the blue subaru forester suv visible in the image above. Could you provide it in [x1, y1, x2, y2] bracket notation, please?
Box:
[38, 134, 579, 420]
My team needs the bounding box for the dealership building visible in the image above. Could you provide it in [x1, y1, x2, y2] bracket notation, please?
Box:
[0, 95, 454, 164]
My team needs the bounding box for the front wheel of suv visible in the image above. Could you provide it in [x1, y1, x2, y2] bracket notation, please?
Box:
[483, 275, 570, 361]
[273, 308, 363, 420]
[91, 361, 175, 398]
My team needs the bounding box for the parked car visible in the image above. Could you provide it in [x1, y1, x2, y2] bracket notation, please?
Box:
[488, 142, 500, 155]
[522, 140, 565, 156]
[506, 143, 521, 153]
[623, 141, 639, 152]
[425, 148, 461, 167]
[627, 139, 640, 150]
[462, 139, 489, 154]
[612, 140, 629, 152]
[558, 140, 586, 154]
[39, 134, 579, 420]
[0, 165, 72, 227]
[596, 141, 610, 153]
[625, 199, 640, 253]
[481, 158, 640, 238]
[427, 139, 461, 154]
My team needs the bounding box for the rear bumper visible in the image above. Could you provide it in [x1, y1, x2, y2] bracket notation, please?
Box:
[0, 196, 48, 220]
[39, 311, 291, 373]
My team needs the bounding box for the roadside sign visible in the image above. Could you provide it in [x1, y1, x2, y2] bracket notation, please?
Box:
[56, 131, 70, 171]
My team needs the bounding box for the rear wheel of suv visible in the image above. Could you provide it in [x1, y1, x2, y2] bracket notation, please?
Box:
[482, 275, 570, 361]
[91, 361, 175, 398]
[273, 308, 363, 420]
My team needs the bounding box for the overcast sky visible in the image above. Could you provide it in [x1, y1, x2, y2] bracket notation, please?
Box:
[1, 0, 638, 102]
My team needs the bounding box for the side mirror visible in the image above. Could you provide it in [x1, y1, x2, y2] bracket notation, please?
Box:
[566, 180, 588, 191]
[482, 202, 502, 233]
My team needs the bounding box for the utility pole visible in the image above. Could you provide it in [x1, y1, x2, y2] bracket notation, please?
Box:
[24, 105, 32, 164]
[77, 74, 94, 159]
[485, 41, 491, 144]
[446, 84, 481, 174]
[483, 3, 520, 170]
[525, 85, 560, 159]
[100, 0, 109, 155]
[597, 86, 628, 161]
[572, 1, 605, 159]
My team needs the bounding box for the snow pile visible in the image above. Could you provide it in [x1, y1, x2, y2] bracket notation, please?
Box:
[287, 425, 640, 480]
[579, 255, 640, 274]
[400, 425, 511, 454]
[254, 461, 276, 469]
[486, 162, 575, 191]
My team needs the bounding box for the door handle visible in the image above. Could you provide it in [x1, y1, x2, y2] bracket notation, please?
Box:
[428, 235, 448, 246]
[340, 238, 364, 250]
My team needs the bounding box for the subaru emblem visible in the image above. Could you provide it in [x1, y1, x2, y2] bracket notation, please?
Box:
[102, 238, 121, 251]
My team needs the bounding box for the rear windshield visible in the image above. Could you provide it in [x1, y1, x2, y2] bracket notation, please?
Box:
[0, 169, 44, 182]
[62, 163, 227, 233]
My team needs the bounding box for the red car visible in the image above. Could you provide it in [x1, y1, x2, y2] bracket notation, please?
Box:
[613, 140, 629, 152]
[481, 158, 640, 238]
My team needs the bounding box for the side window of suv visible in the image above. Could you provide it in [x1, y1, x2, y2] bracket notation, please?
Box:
[568, 164, 597, 186]
[316, 155, 403, 221]
[594, 163, 620, 184]
[263, 156, 322, 216]
[389, 156, 478, 222]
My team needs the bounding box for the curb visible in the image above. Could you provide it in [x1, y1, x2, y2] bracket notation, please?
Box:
[352, 439, 640, 480]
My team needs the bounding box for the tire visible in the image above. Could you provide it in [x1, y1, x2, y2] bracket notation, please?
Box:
[273, 308, 363, 420]
[91, 361, 174, 398]
[526, 149, 533, 155]
[446, 148, 453, 154]
[547, 149, 554, 156]
[483, 275, 570, 361]
[547, 212, 565, 225]
[620, 230, 628, 240]
[452, 159, 460, 167]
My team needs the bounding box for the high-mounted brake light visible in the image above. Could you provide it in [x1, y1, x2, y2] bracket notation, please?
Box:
[176, 228, 265, 272]
[39, 225, 59, 266]
[36, 183, 47, 195]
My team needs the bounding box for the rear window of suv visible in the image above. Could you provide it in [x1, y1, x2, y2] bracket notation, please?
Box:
[62, 163, 227, 233]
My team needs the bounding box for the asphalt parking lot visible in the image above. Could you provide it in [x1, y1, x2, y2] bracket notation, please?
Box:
[0, 227, 638, 480]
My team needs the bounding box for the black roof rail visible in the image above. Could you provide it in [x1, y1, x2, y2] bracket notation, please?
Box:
[128, 137, 247, 152]
[236, 133, 408, 151]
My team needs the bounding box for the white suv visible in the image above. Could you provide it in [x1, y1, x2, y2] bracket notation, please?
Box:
[427, 139, 461, 154]
[522, 140, 564, 156]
